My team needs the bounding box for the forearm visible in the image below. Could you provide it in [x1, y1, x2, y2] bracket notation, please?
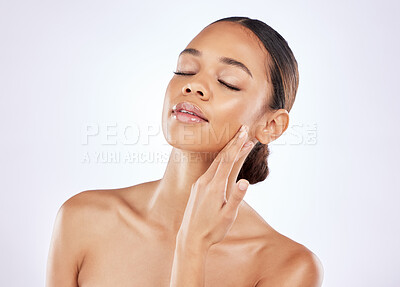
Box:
[169, 238, 209, 287]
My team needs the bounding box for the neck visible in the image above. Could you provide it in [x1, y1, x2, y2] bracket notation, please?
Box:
[147, 147, 242, 234]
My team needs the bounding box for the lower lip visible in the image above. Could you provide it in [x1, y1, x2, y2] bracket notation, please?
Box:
[172, 111, 208, 123]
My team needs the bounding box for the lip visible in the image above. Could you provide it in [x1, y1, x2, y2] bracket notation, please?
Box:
[172, 101, 209, 122]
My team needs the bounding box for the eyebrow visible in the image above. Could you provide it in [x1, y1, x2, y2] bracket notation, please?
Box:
[179, 48, 253, 78]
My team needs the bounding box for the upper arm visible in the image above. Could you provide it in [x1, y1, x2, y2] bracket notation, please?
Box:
[46, 193, 89, 287]
[256, 249, 324, 287]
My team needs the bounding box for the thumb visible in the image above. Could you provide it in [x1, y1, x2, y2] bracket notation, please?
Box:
[225, 179, 249, 213]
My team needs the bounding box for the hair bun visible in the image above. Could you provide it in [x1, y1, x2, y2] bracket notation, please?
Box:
[237, 142, 270, 184]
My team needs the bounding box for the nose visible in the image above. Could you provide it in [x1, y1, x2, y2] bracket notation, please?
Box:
[182, 83, 209, 100]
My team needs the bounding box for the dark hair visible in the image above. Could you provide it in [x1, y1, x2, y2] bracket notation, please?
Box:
[209, 16, 299, 185]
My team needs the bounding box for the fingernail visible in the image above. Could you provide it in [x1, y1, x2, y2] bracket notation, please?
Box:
[238, 125, 248, 138]
[238, 180, 249, 191]
[238, 130, 247, 139]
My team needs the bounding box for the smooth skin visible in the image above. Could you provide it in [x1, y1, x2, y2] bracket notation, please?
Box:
[46, 21, 323, 286]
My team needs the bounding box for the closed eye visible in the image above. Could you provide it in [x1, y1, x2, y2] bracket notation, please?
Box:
[173, 71, 241, 92]
[217, 79, 240, 91]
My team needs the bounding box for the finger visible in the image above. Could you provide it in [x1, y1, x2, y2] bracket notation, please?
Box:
[235, 139, 256, 163]
[225, 139, 255, 188]
[212, 125, 249, 183]
[201, 124, 248, 181]
[224, 179, 249, 215]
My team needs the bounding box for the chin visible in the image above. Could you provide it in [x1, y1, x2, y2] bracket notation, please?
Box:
[163, 121, 234, 154]
[161, 106, 238, 151]
[163, 122, 210, 149]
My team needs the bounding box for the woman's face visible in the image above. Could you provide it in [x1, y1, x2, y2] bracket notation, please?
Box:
[162, 21, 272, 152]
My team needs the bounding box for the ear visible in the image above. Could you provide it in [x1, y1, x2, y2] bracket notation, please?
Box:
[254, 109, 289, 144]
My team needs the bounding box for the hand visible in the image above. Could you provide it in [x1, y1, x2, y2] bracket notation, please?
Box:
[176, 124, 255, 251]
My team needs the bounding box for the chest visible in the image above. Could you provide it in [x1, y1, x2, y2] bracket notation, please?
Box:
[77, 230, 259, 287]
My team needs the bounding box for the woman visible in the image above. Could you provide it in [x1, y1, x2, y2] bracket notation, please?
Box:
[46, 16, 323, 286]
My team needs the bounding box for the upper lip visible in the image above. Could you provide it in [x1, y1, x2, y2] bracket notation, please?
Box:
[172, 101, 208, 122]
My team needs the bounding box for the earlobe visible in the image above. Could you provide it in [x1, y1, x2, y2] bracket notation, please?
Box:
[254, 124, 273, 145]
[255, 109, 289, 144]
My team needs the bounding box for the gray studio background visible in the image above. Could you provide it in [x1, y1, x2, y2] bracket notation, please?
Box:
[1, 0, 399, 286]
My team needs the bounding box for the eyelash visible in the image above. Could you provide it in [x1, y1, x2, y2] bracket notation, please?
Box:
[173, 71, 241, 91]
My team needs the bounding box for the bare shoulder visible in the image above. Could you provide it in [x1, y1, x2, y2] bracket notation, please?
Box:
[51, 184, 148, 241]
[59, 180, 157, 227]
[238, 202, 324, 287]
[59, 188, 123, 227]
[47, 188, 130, 286]
[257, 242, 324, 287]
[54, 189, 125, 249]
[54, 189, 119, 247]
[58, 182, 158, 236]
[53, 181, 157, 254]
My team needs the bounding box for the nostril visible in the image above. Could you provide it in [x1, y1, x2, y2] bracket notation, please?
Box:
[183, 87, 205, 97]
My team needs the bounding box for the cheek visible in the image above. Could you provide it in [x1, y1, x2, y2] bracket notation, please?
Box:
[212, 97, 252, 125]
[208, 99, 249, 145]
